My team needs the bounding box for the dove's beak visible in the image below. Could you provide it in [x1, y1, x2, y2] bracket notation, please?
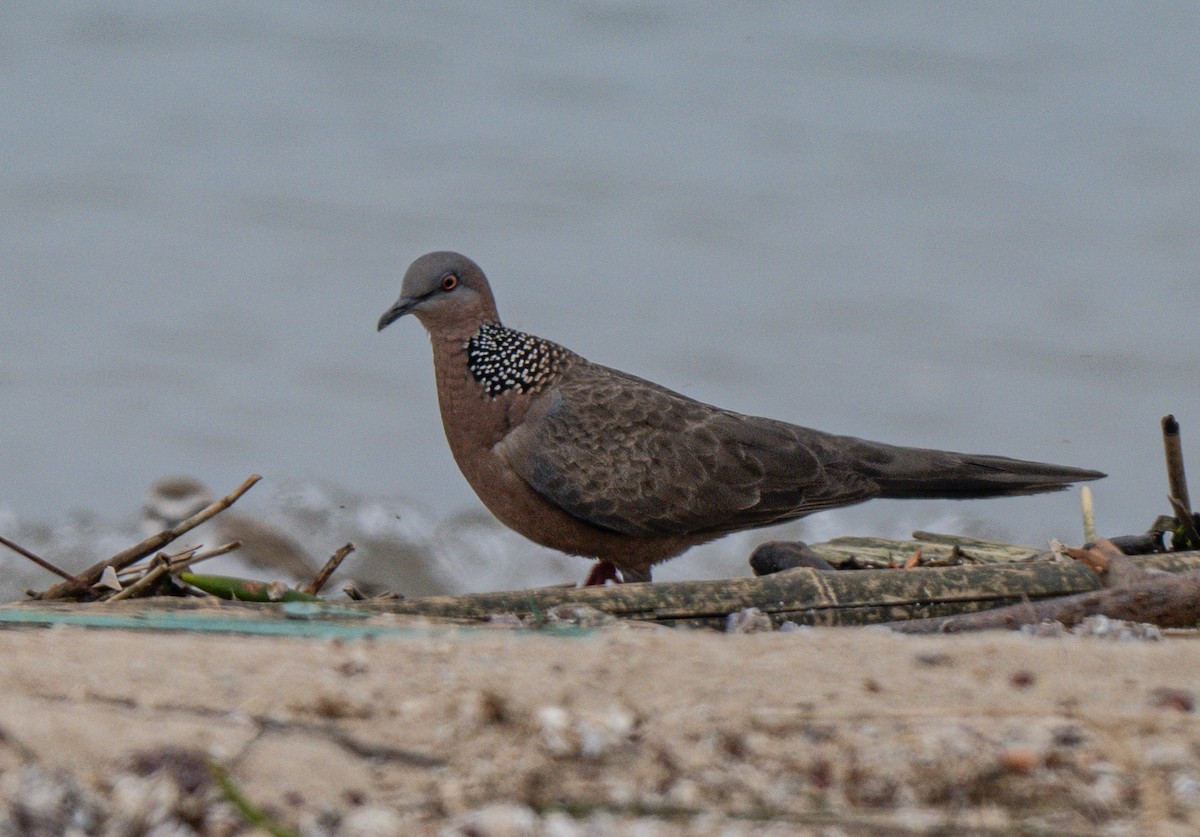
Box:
[377, 297, 419, 332]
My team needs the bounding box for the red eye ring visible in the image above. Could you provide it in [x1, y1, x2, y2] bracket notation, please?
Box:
[440, 274, 459, 291]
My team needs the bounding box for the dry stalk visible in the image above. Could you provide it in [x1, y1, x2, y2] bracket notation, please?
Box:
[117, 545, 198, 579]
[106, 541, 243, 602]
[168, 541, 242, 573]
[1080, 485, 1097, 544]
[304, 542, 356, 596]
[107, 555, 173, 602]
[0, 534, 86, 585]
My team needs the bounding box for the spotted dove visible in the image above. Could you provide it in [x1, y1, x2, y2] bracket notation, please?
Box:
[378, 251, 1104, 583]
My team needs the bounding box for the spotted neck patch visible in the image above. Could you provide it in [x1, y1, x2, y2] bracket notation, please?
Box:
[466, 323, 567, 397]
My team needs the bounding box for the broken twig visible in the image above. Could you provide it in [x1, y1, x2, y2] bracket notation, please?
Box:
[304, 542, 355, 596]
[0, 534, 87, 586]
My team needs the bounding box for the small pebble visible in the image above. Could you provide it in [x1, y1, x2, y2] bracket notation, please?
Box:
[1072, 615, 1161, 641]
[485, 613, 523, 628]
[998, 747, 1040, 775]
[1009, 670, 1036, 689]
[545, 603, 616, 628]
[1150, 686, 1195, 713]
[1052, 725, 1086, 747]
[914, 650, 953, 667]
[441, 803, 538, 837]
[341, 806, 406, 837]
[725, 607, 774, 633]
[1022, 621, 1067, 638]
[749, 540, 835, 575]
[535, 704, 635, 759]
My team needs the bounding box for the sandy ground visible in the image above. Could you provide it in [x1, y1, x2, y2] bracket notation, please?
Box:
[0, 612, 1198, 836]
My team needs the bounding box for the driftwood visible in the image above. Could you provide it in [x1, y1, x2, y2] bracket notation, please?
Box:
[888, 568, 1200, 633]
[8, 531, 1200, 633]
[804, 531, 1044, 567]
[371, 548, 1200, 629]
[891, 540, 1200, 633]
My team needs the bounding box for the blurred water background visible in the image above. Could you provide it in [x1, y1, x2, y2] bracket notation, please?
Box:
[2, 4, 1198, 599]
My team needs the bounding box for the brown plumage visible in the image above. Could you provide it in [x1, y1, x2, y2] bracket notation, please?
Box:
[378, 251, 1104, 583]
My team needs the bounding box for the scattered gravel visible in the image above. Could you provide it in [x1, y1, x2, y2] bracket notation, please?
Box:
[0, 618, 1198, 834]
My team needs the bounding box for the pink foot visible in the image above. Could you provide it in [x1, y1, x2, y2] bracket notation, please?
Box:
[583, 560, 621, 586]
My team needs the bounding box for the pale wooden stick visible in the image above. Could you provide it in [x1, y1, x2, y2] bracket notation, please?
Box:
[166, 541, 241, 572]
[117, 545, 198, 578]
[1080, 485, 1097, 544]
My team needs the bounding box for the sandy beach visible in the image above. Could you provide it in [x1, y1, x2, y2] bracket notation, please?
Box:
[0, 608, 1197, 835]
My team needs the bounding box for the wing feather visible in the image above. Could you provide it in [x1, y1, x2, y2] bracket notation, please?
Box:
[497, 361, 880, 537]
